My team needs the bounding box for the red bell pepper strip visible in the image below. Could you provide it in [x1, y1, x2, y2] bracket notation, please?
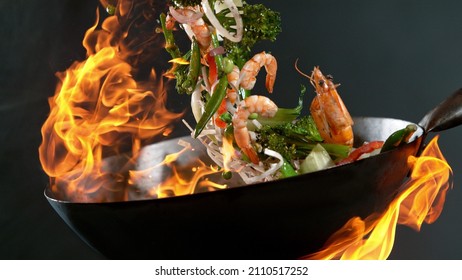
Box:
[214, 99, 227, 128]
[337, 141, 384, 165]
[205, 53, 218, 86]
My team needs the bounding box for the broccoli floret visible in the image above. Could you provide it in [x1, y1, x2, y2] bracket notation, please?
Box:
[259, 128, 298, 161]
[218, 2, 282, 67]
[258, 116, 350, 161]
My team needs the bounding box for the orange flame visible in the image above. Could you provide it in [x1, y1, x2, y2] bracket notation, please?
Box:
[305, 136, 453, 260]
[222, 136, 235, 172]
[128, 140, 225, 199]
[39, 7, 217, 202]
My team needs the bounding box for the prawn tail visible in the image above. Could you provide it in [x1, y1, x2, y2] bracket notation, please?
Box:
[265, 74, 275, 93]
[242, 147, 260, 165]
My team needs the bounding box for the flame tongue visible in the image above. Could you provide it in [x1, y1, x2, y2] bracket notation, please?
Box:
[39, 8, 185, 202]
[306, 136, 453, 260]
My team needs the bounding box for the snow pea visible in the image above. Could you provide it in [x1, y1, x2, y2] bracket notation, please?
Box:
[194, 75, 228, 137]
[381, 124, 418, 153]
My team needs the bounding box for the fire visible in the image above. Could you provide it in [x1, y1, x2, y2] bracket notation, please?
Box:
[222, 136, 235, 172]
[39, 4, 221, 202]
[305, 136, 453, 260]
[40, 1, 454, 259]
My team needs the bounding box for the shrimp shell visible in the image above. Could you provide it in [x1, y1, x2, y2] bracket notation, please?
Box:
[232, 95, 278, 163]
[240, 52, 277, 93]
[309, 67, 354, 146]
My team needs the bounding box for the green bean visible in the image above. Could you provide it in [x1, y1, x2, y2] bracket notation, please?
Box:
[194, 75, 228, 137]
[211, 32, 224, 72]
[182, 37, 201, 94]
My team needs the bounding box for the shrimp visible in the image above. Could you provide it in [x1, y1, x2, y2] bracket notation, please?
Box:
[226, 65, 240, 104]
[168, 7, 211, 52]
[232, 95, 278, 164]
[240, 52, 277, 93]
[304, 66, 354, 147]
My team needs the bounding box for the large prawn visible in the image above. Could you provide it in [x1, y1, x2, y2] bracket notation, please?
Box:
[297, 65, 354, 146]
[240, 52, 277, 93]
[232, 95, 278, 164]
[226, 65, 240, 104]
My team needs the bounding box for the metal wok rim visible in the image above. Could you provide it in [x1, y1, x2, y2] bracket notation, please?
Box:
[43, 116, 425, 205]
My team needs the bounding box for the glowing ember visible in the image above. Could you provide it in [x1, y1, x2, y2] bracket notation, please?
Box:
[305, 136, 453, 260]
[39, 6, 221, 202]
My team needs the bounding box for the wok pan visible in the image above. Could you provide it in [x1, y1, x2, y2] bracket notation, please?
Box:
[44, 89, 462, 259]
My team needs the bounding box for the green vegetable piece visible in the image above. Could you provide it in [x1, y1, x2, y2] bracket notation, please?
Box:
[222, 171, 233, 180]
[172, 0, 202, 7]
[160, 13, 191, 94]
[159, 13, 181, 59]
[222, 57, 235, 74]
[220, 112, 232, 124]
[381, 124, 418, 153]
[248, 113, 259, 120]
[257, 92, 304, 126]
[194, 75, 228, 137]
[280, 158, 297, 178]
[224, 124, 234, 139]
[300, 144, 335, 174]
[106, 5, 116, 15]
[318, 143, 351, 160]
[182, 38, 201, 94]
[211, 32, 224, 72]
[218, 3, 282, 68]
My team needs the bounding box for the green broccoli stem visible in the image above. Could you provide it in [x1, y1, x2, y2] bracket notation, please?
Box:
[159, 13, 181, 59]
[256, 94, 303, 126]
[294, 142, 351, 160]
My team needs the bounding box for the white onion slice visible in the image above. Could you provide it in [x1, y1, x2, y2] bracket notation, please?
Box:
[209, 46, 226, 56]
[191, 83, 204, 123]
[201, 66, 211, 93]
[201, 0, 243, 43]
[169, 6, 203, 24]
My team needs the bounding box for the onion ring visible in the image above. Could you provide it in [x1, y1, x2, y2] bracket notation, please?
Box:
[201, 0, 243, 43]
[169, 6, 203, 24]
[209, 46, 226, 57]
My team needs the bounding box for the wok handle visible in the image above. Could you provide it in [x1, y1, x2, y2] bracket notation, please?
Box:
[419, 88, 462, 133]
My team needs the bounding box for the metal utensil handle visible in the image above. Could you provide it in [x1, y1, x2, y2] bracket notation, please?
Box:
[419, 88, 462, 133]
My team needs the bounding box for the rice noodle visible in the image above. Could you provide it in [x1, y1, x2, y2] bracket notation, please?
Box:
[201, 66, 211, 93]
[182, 119, 194, 132]
[201, 0, 243, 43]
[191, 83, 204, 123]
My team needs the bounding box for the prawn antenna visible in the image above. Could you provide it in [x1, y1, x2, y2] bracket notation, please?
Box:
[294, 58, 315, 87]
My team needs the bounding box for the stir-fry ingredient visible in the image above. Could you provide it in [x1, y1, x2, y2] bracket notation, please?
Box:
[159, 0, 416, 183]
[381, 124, 418, 153]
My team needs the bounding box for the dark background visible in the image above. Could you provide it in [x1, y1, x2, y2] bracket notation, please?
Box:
[1, 0, 461, 259]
